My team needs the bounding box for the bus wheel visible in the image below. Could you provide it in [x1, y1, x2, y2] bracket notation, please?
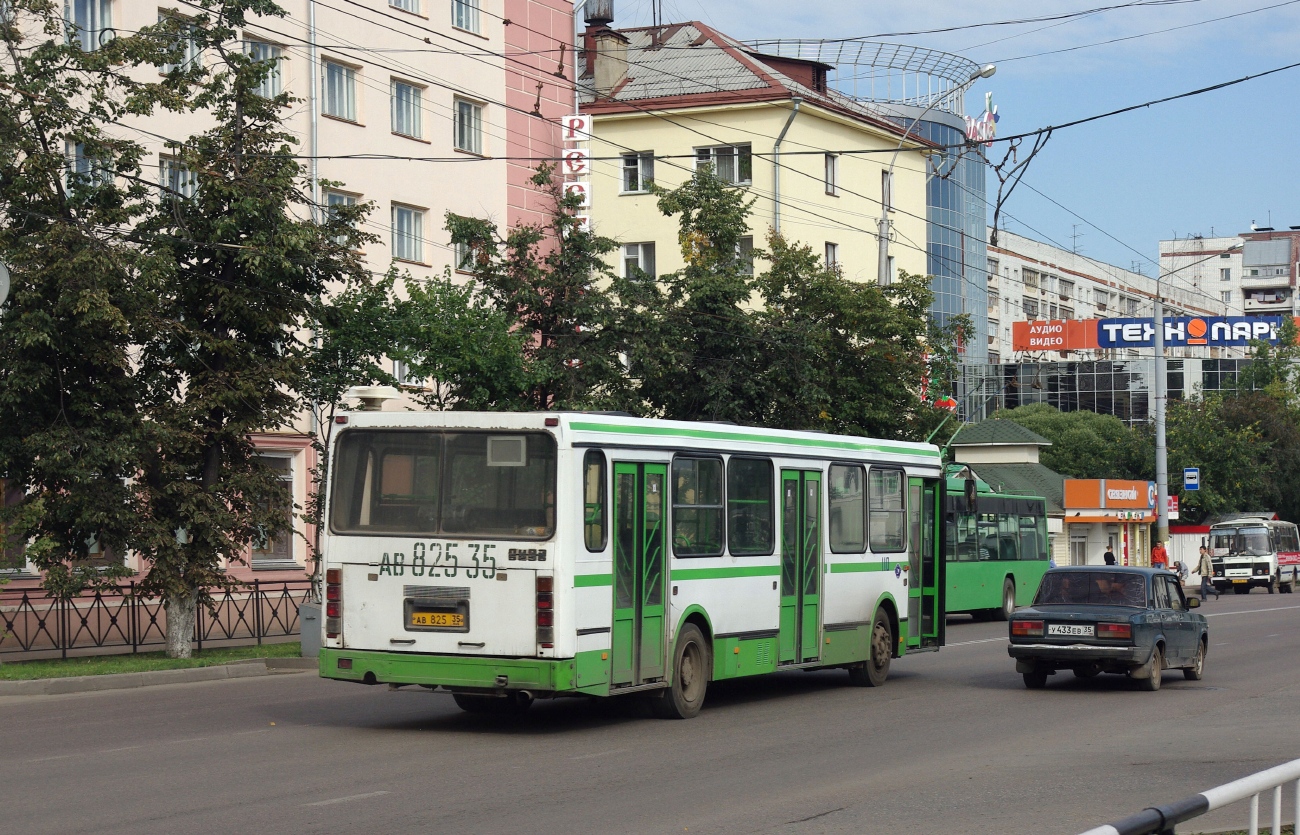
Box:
[850, 610, 893, 688]
[993, 579, 1016, 621]
[1268, 574, 1278, 594]
[654, 624, 709, 719]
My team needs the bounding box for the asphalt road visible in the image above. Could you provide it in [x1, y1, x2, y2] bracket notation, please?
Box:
[3, 592, 1298, 835]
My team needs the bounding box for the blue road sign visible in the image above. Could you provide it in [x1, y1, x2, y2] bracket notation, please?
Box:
[1184, 467, 1200, 491]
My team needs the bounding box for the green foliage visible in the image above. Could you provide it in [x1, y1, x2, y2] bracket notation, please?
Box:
[988, 404, 1148, 479]
[1161, 395, 1271, 524]
[445, 164, 625, 410]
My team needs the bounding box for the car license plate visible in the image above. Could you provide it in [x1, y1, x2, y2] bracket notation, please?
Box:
[1047, 623, 1095, 638]
[1232, 579, 1248, 584]
[410, 611, 465, 628]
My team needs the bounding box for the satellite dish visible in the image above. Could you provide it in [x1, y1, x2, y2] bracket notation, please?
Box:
[0, 261, 9, 308]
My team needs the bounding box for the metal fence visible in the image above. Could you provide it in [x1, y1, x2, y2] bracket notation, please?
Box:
[1079, 757, 1300, 835]
[0, 580, 312, 659]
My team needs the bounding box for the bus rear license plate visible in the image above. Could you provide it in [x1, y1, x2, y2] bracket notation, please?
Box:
[411, 611, 465, 628]
[1232, 579, 1248, 584]
[1047, 624, 1094, 637]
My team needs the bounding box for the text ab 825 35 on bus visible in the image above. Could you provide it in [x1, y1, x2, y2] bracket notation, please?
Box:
[318, 412, 948, 718]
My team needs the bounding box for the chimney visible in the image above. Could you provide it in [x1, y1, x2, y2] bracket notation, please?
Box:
[581, 0, 627, 97]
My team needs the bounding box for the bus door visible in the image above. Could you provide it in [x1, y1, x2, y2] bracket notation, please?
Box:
[779, 470, 822, 665]
[906, 477, 942, 649]
[611, 462, 667, 686]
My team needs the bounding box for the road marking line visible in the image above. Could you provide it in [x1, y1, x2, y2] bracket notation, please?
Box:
[946, 637, 1006, 647]
[571, 748, 626, 760]
[305, 791, 390, 807]
[1204, 605, 1300, 618]
[28, 754, 77, 763]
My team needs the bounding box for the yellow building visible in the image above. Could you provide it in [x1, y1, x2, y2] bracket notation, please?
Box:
[578, 19, 932, 285]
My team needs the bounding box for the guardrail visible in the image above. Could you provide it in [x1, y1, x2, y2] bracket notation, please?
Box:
[1079, 757, 1300, 835]
[0, 580, 311, 659]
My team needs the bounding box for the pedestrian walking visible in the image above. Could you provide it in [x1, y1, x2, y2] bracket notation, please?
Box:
[1151, 540, 1169, 570]
[1196, 545, 1219, 600]
[1103, 545, 1117, 566]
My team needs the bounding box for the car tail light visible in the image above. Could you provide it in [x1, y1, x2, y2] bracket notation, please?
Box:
[1011, 619, 1044, 638]
[325, 568, 342, 639]
[1097, 622, 1132, 640]
[536, 575, 554, 648]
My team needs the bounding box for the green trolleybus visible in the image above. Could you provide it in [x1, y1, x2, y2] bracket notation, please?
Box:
[943, 466, 1050, 620]
[318, 412, 946, 718]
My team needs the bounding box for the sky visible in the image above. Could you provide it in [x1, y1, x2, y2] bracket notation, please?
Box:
[603, 0, 1300, 275]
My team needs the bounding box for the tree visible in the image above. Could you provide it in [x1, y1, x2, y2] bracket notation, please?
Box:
[445, 164, 626, 410]
[989, 404, 1148, 479]
[0, 0, 159, 597]
[126, 0, 378, 656]
[1163, 395, 1272, 524]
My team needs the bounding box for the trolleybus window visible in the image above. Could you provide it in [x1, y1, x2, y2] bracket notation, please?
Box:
[868, 468, 905, 552]
[727, 457, 773, 556]
[329, 430, 556, 538]
[828, 464, 866, 553]
[672, 457, 724, 556]
[583, 450, 606, 551]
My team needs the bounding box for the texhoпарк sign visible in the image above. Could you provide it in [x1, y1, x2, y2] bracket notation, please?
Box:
[1012, 316, 1300, 352]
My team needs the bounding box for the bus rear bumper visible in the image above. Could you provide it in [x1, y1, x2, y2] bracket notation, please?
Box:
[318, 648, 586, 694]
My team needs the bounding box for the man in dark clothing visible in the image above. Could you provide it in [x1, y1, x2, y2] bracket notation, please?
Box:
[1103, 545, 1117, 566]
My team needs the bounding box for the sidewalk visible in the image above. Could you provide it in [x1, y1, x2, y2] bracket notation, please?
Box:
[0, 657, 318, 697]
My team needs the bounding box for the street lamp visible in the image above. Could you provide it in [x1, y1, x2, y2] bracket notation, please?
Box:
[877, 63, 996, 287]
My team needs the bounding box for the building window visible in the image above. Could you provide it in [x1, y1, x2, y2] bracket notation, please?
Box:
[66, 0, 111, 52]
[623, 242, 655, 279]
[1059, 279, 1073, 300]
[738, 236, 754, 276]
[695, 144, 751, 184]
[1023, 269, 1039, 291]
[452, 0, 480, 34]
[1022, 297, 1038, 318]
[824, 242, 839, 271]
[1221, 267, 1232, 282]
[454, 98, 483, 154]
[325, 191, 357, 244]
[1223, 290, 1233, 305]
[159, 13, 201, 74]
[1049, 304, 1058, 319]
[67, 142, 111, 187]
[246, 40, 283, 98]
[1060, 306, 1074, 319]
[1093, 288, 1108, 310]
[1126, 298, 1138, 316]
[621, 152, 654, 193]
[453, 239, 479, 272]
[391, 80, 423, 139]
[389, 0, 419, 13]
[160, 156, 197, 198]
[251, 456, 295, 566]
[987, 258, 999, 279]
[987, 290, 1000, 309]
[824, 153, 838, 195]
[881, 169, 893, 211]
[392, 204, 424, 263]
[323, 61, 357, 121]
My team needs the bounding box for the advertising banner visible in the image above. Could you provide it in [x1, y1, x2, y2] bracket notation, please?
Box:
[1012, 315, 1300, 352]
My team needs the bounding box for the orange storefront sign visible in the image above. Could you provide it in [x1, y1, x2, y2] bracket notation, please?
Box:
[1011, 320, 1100, 352]
[1063, 479, 1156, 510]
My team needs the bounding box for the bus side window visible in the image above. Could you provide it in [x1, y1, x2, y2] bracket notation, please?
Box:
[583, 450, 606, 552]
[867, 468, 905, 553]
[1018, 515, 1043, 560]
[998, 514, 1019, 561]
[829, 464, 865, 553]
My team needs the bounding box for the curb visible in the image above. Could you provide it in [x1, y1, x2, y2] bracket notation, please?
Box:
[0, 657, 319, 697]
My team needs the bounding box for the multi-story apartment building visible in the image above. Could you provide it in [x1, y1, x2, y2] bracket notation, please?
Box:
[576, 11, 933, 288]
[1160, 227, 1300, 320]
[2, 0, 573, 580]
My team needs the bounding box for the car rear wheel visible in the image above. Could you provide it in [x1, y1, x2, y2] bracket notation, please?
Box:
[1139, 646, 1163, 692]
[1022, 668, 1049, 689]
[1184, 641, 1206, 681]
[992, 578, 1016, 622]
[1072, 665, 1100, 679]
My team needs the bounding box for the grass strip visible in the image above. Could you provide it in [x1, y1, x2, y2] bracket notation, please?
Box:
[0, 642, 303, 680]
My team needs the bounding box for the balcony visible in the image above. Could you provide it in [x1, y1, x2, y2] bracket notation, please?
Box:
[1240, 268, 1292, 288]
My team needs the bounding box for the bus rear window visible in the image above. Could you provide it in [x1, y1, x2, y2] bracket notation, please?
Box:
[330, 430, 557, 538]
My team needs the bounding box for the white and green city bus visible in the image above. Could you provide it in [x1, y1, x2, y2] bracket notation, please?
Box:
[318, 412, 946, 718]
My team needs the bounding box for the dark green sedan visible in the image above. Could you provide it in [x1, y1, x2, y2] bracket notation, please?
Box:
[1007, 567, 1208, 691]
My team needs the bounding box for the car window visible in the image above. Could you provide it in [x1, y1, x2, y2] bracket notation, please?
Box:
[1164, 576, 1187, 610]
[1034, 571, 1149, 606]
[1152, 576, 1172, 609]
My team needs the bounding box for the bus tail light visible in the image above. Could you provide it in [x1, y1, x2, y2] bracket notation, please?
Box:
[536, 575, 554, 648]
[326, 568, 342, 639]
[1011, 619, 1044, 638]
[1097, 622, 1132, 640]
